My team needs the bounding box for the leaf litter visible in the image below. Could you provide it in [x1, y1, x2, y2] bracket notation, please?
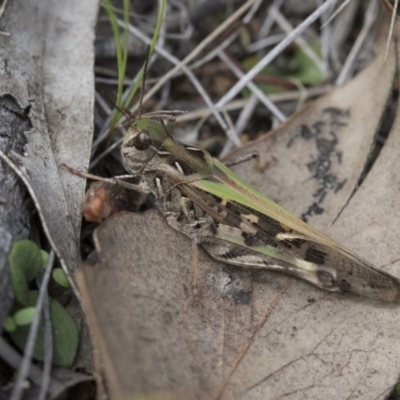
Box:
[78, 2, 400, 400]
[3, 1, 400, 400]
[0, 0, 98, 398]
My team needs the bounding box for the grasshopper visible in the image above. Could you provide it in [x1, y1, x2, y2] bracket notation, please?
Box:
[114, 116, 400, 302]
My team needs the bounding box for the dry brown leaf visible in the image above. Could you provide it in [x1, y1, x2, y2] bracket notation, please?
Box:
[0, 1, 98, 289]
[0, 96, 33, 328]
[78, 17, 400, 400]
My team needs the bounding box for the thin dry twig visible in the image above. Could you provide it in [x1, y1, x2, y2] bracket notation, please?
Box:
[92, 28, 235, 163]
[123, 0, 256, 118]
[10, 251, 55, 400]
[95, 91, 113, 115]
[320, 0, 352, 28]
[318, 0, 331, 76]
[0, 337, 64, 396]
[218, 51, 286, 122]
[270, 6, 326, 75]
[0, 0, 10, 37]
[246, 33, 286, 53]
[92, 16, 258, 166]
[221, 109, 241, 147]
[38, 278, 53, 400]
[215, 0, 339, 109]
[175, 85, 331, 123]
[128, 24, 228, 130]
[336, 0, 379, 85]
[234, 95, 259, 139]
[258, 0, 284, 39]
[186, 0, 265, 74]
[224, 0, 284, 156]
[385, 0, 398, 61]
[92, 0, 265, 162]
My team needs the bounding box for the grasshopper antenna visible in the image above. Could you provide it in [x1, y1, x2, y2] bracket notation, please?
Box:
[103, 92, 135, 122]
[114, 103, 135, 121]
[138, 46, 151, 119]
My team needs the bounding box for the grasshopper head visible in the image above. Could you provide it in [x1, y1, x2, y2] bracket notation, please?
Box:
[121, 118, 169, 176]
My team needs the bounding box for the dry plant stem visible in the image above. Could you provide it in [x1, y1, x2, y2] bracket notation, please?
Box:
[95, 77, 132, 85]
[95, 91, 113, 115]
[218, 51, 286, 121]
[92, 20, 232, 157]
[233, 0, 283, 138]
[126, 23, 231, 138]
[221, 109, 241, 147]
[290, 80, 308, 111]
[385, 0, 398, 61]
[336, 0, 379, 85]
[10, 251, 55, 400]
[137, 46, 151, 119]
[188, 33, 239, 71]
[318, 0, 331, 75]
[0, 150, 81, 300]
[0, 337, 64, 396]
[90, 137, 125, 169]
[119, 0, 256, 119]
[0, 0, 10, 37]
[91, 80, 330, 168]
[246, 33, 286, 53]
[270, 7, 325, 75]
[320, 0, 352, 28]
[258, 0, 284, 39]
[219, 93, 258, 153]
[233, 95, 259, 142]
[0, 0, 7, 18]
[216, 0, 340, 109]
[192, 114, 210, 138]
[92, 20, 243, 166]
[187, 0, 264, 72]
[158, 78, 172, 109]
[176, 85, 331, 123]
[94, 65, 121, 78]
[93, 0, 261, 158]
[38, 283, 53, 400]
[215, 278, 293, 400]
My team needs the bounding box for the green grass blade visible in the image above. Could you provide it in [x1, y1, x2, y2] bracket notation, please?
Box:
[102, 0, 130, 129]
[103, 0, 166, 129]
[122, 0, 167, 112]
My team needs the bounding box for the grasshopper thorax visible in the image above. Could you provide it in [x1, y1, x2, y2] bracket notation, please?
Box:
[121, 118, 170, 176]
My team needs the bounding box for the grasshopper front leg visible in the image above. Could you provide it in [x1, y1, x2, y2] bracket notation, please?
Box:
[60, 163, 150, 193]
[162, 187, 215, 302]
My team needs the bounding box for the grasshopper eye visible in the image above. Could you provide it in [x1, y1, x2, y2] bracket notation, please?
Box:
[135, 131, 152, 150]
[126, 131, 152, 150]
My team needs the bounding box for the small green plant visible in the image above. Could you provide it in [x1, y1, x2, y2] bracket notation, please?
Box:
[242, 44, 324, 95]
[4, 239, 78, 367]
